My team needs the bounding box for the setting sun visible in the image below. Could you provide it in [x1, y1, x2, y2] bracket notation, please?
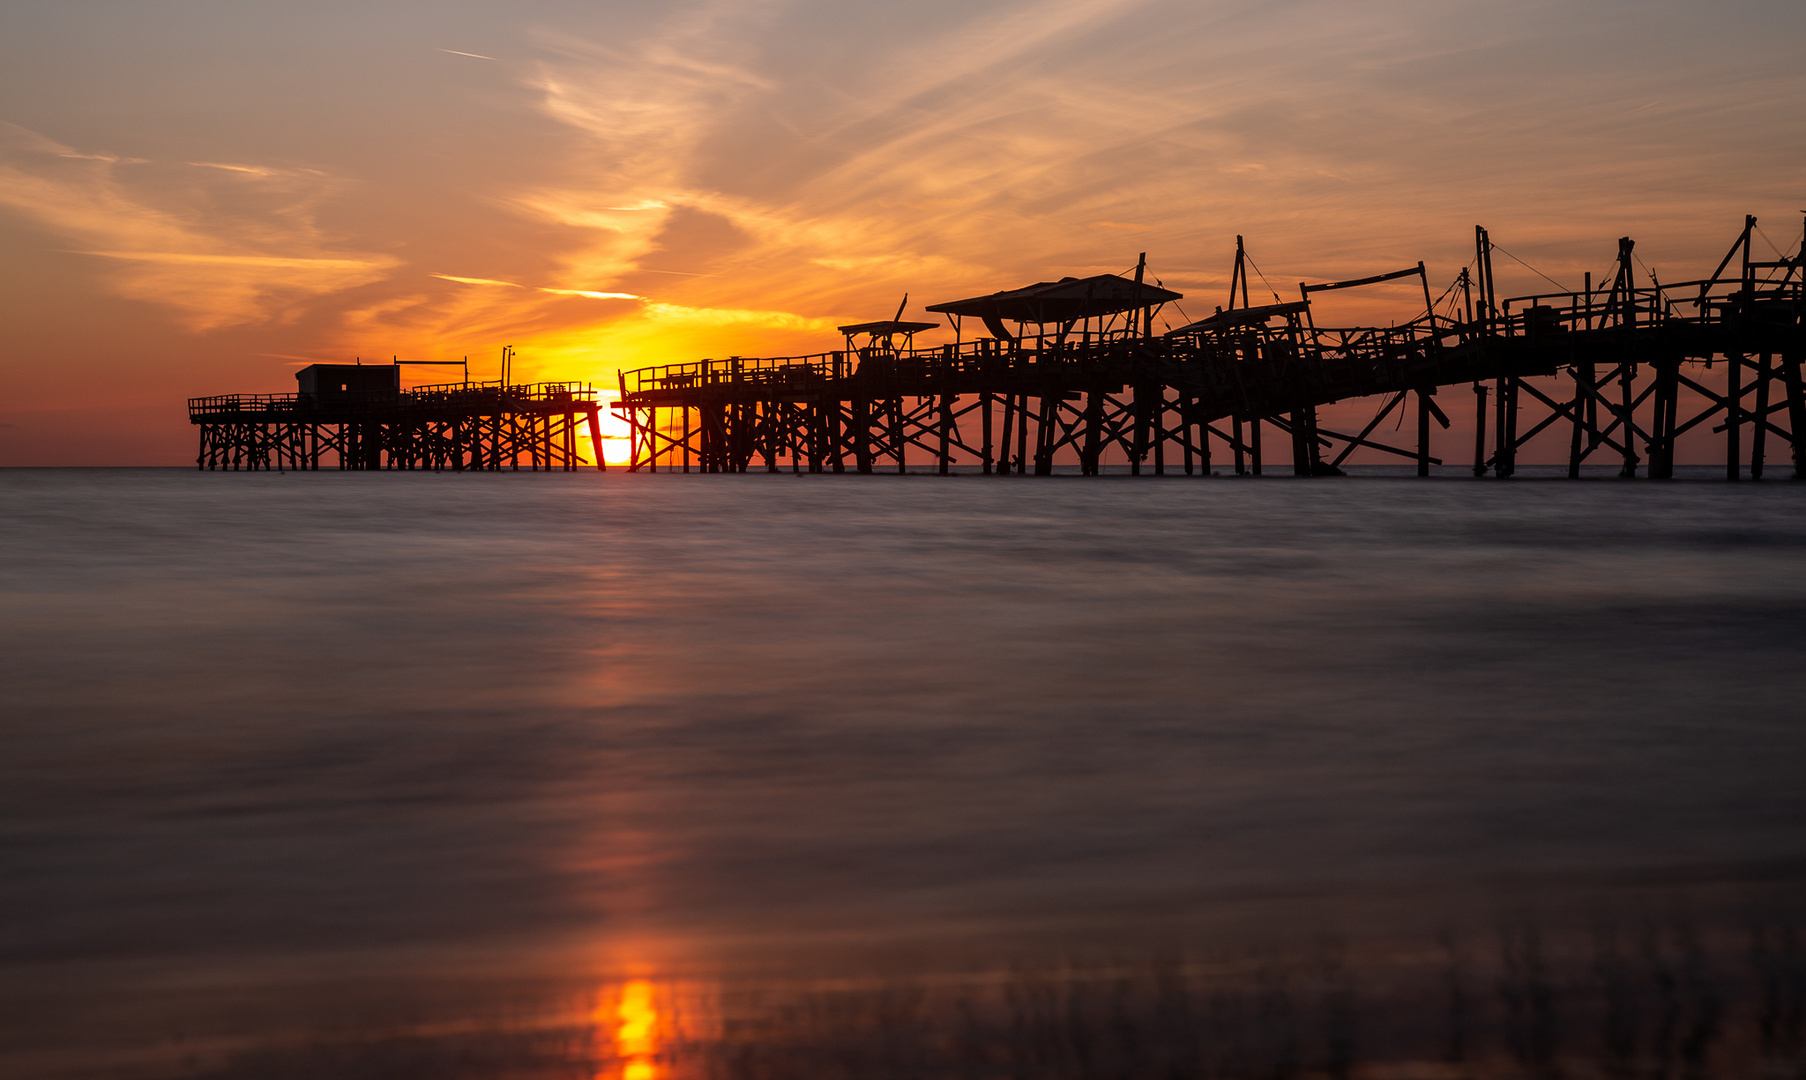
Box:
[593, 393, 634, 467]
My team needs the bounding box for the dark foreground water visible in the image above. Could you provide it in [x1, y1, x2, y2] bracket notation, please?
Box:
[3, 467, 1805, 1080]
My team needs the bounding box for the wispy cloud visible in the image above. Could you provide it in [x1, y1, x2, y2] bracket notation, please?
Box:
[506, 0, 1205, 338]
[540, 288, 640, 299]
[25, 0, 1780, 365]
[186, 161, 293, 177]
[0, 123, 396, 331]
[431, 272, 638, 301]
[90, 252, 379, 270]
[433, 273, 525, 288]
[504, 0, 1806, 347]
[642, 302, 834, 330]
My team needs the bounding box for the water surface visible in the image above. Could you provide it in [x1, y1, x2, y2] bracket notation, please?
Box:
[3, 468, 1804, 1078]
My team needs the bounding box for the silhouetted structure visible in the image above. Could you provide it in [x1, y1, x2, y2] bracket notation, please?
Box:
[614, 218, 1806, 479]
[190, 362, 602, 471]
[294, 363, 401, 401]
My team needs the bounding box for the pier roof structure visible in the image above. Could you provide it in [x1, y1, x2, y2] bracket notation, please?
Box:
[927, 273, 1183, 339]
[837, 320, 941, 337]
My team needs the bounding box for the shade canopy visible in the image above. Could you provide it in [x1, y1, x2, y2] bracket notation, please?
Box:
[926, 274, 1182, 329]
[1168, 299, 1309, 335]
[837, 320, 940, 336]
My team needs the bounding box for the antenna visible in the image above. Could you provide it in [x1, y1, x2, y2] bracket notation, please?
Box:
[1229, 236, 1244, 311]
[1132, 252, 1148, 338]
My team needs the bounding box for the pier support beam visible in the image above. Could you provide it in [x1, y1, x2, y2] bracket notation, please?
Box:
[1472, 383, 1488, 477]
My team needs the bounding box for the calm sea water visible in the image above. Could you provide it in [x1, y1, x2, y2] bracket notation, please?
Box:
[4, 467, 1805, 1079]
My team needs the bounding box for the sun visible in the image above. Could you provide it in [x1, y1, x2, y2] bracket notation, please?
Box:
[581, 391, 634, 467]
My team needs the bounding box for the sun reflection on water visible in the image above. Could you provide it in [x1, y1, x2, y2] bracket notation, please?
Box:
[601, 979, 661, 1080]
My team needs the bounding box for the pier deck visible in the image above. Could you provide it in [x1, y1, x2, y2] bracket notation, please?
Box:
[614, 219, 1805, 480]
[189, 379, 603, 471]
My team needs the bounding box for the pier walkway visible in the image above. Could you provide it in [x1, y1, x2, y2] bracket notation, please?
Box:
[190, 376, 602, 471]
[614, 218, 1805, 480]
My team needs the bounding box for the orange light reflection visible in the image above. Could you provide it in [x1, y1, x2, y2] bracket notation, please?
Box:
[598, 978, 662, 1080]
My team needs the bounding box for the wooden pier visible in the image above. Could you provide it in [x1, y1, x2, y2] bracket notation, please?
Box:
[190, 364, 603, 471]
[613, 217, 1806, 479]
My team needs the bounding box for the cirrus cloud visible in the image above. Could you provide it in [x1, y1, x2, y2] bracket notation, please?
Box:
[0, 123, 397, 331]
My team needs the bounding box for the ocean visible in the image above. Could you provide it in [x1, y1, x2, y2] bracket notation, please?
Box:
[4, 467, 1805, 1079]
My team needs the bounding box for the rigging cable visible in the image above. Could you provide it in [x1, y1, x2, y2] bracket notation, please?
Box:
[1443, 255, 1480, 318]
[1754, 224, 1788, 260]
[1240, 251, 1285, 305]
[1489, 241, 1572, 293]
[1166, 282, 1195, 329]
[1429, 270, 1463, 316]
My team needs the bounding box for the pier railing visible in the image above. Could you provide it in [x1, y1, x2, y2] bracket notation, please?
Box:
[188, 381, 598, 420]
[188, 379, 604, 472]
[1494, 269, 1801, 337]
[187, 393, 308, 418]
[604, 230, 1803, 480]
[611, 265, 1805, 422]
[619, 331, 1174, 397]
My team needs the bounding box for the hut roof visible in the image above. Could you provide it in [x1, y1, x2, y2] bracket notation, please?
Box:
[837, 320, 941, 336]
[1168, 300, 1309, 335]
[925, 274, 1182, 325]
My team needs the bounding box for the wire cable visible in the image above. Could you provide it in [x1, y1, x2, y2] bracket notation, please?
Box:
[1240, 251, 1285, 304]
[1755, 224, 1787, 260]
[1490, 241, 1572, 293]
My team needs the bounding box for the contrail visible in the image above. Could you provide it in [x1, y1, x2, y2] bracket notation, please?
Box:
[438, 49, 496, 60]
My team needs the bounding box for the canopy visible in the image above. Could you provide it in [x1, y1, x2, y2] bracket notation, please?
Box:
[837, 320, 940, 337]
[1168, 299, 1309, 335]
[926, 274, 1182, 339]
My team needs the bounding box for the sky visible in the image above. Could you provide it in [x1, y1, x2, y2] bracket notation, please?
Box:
[1, 0, 1802, 465]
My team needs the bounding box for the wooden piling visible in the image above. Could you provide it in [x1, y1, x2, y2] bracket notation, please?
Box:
[1417, 389, 1431, 477]
[981, 391, 994, 474]
[1472, 383, 1488, 476]
[1727, 354, 1743, 481]
[1785, 352, 1806, 479]
[1753, 352, 1771, 480]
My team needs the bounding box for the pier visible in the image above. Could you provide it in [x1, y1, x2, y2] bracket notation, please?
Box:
[190, 360, 603, 471]
[613, 217, 1806, 479]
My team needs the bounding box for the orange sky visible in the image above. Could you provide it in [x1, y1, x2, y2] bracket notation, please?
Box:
[2, 0, 1802, 464]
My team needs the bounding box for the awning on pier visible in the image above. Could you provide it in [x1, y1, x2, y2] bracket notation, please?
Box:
[926, 274, 1182, 339]
[1168, 299, 1310, 335]
[836, 320, 941, 336]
